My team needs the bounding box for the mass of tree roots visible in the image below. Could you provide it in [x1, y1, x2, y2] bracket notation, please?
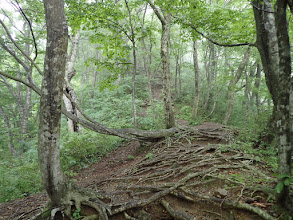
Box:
[23, 125, 279, 220]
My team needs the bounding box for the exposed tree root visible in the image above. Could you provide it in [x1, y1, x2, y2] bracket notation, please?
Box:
[160, 199, 195, 220]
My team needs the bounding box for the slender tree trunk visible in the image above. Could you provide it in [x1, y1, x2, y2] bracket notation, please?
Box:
[125, 0, 137, 128]
[178, 57, 182, 95]
[161, 14, 175, 128]
[148, 0, 175, 128]
[192, 40, 200, 118]
[0, 105, 16, 155]
[22, 25, 32, 136]
[92, 49, 99, 99]
[81, 38, 90, 89]
[174, 54, 179, 98]
[244, 69, 250, 127]
[141, 6, 157, 118]
[142, 35, 157, 118]
[254, 63, 261, 114]
[63, 30, 81, 132]
[204, 42, 217, 111]
[38, 0, 68, 205]
[207, 86, 219, 118]
[223, 47, 251, 125]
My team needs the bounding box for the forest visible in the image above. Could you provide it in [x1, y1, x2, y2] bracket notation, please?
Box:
[0, 0, 292, 219]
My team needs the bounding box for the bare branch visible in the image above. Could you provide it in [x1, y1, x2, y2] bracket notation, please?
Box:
[15, 0, 38, 61]
[174, 15, 255, 47]
[0, 70, 41, 95]
[0, 39, 29, 72]
[147, 0, 166, 25]
[0, 19, 43, 74]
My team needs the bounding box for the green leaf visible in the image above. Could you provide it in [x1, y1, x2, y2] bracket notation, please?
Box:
[275, 182, 284, 193]
[278, 174, 290, 179]
[145, 153, 153, 159]
[284, 178, 291, 186]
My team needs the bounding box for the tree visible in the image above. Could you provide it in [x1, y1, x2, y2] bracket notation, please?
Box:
[38, 0, 69, 206]
[148, 0, 176, 129]
[252, 0, 292, 210]
[192, 40, 200, 118]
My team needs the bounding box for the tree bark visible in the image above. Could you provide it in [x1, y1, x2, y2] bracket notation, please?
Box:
[38, 0, 69, 206]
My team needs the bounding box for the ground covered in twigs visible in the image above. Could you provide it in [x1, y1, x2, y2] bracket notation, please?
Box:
[0, 122, 280, 220]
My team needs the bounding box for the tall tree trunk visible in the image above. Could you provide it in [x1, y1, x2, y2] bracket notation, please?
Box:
[223, 47, 251, 125]
[161, 14, 175, 128]
[192, 40, 200, 118]
[38, 0, 68, 205]
[148, 0, 175, 128]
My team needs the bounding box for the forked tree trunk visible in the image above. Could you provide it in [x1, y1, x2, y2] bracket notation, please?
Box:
[38, 0, 68, 206]
[223, 47, 251, 125]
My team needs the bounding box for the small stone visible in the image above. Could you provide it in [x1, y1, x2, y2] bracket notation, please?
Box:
[214, 188, 228, 198]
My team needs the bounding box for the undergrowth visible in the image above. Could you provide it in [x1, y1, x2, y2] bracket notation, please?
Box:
[60, 130, 122, 175]
[0, 149, 42, 203]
